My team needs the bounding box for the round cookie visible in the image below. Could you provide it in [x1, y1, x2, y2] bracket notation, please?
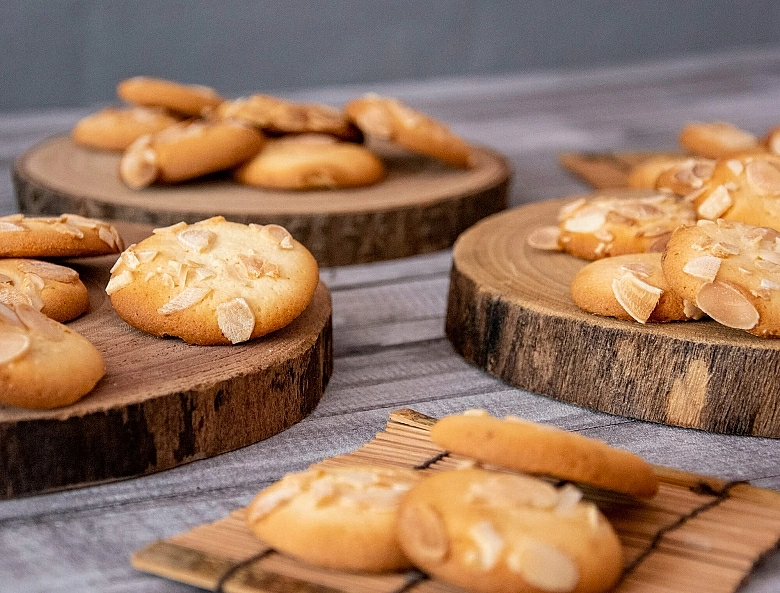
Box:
[679, 121, 761, 159]
[429, 410, 659, 499]
[117, 76, 224, 117]
[570, 252, 703, 324]
[0, 301, 105, 409]
[661, 219, 780, 338]
[0, 259, 89, 322]
[235, 134, 386, 190]
[685, 153, 780, 231]
[397, 468, 623, 593]
[119, 120, 266, 188]
[216, 94, 363, 142]
[0, 213, 124, 258]
[626, 154, 691, 189]
[71, 106, 182, 151]
[551, 190, 696, 260]
[653, 156, 715, 196]
[106, 216, 320, 345]
[344, 93, 472, 168]
[246, 465, 421, 572]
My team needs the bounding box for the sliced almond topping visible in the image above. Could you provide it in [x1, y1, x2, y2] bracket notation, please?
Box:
[760, 278, 780, 291]
[507, 540, 579, 593]
[710, 242, 740, 257]
[695, 281, 759, 330]
[0, 285, 31, 308]
[247, 482, 302, 523]
[398, 503, 449, 563]
[0, 303, 24, 328]
[105, 270, 133, 295]
[216, 297, 255, 344]
[0, 221, 26, 232]
[469, 521, 504, 571]
[52, 222, 84, 238]
[264, 224, 294, 249]
[756, 260, 780, 273]
[554, 484, 584, 516]
[697, 186, 733, 219]
[23, 273, 45, 292]
[158, 286, 211, 314]
[14, 303, 65, 341]
[177, 228, 216, 252]
[682, 255, 721, 282]
[725, 159, 744, 176]
[611, 273, 662, 323]
[758, 249, 780, 266]
[0, 332, 30, 365]
[194, 267, 216, 281]
[17, 261, 79, 283]
[562, 210, 606, 233]
[746, 159, 780, 194]
[97, 225, 121, 250]
[239, 255, 280, 279]
[683, 300, 706, 320]
[526, 226, 562, 251]
[119, 136, 158, 189]
[619, 262, 653, 278]
[135, 250, 158, 263]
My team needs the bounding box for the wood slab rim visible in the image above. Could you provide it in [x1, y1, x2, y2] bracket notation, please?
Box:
[445, 199, 780, 438]
[0, 222, 333, 499]
[12, 136, 511, 267]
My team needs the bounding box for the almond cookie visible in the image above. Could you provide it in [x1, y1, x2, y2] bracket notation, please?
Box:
[397, 468, 623, 593]
[685, 153, 780, 231]
[71, 106, 182, 151]
[235, 134, 385, 190]
[0, 213, 124, 258]
[0, 259, 89, 322]
[653, 156, 716, 196]
[0, 302, 105, 409]
[119, 120, 266, 189]
[216, 94, 363, 142]
[679, 121, 761, 159]
[661, 219, 780, 337]
[344, 93, 472, 168]
[528, 190, 696, 260]
[106, 217, 319, 345]
[570, 252, 703, 324]
[117, 76, 224, 117]
[626, 154, 690, 189]
[246, 465, 421, 572]
[430, 410, 659, 499]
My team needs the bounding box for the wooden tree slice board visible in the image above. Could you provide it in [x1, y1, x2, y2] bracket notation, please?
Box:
[559, 151, 680, 189]
[0, 222, 333, 499]
[12, 136, 511, 267]
[445, 199, 780, 437]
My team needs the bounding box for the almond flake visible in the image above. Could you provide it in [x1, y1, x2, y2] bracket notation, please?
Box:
[612, 273, 662, 323]
[0, 332, 30, 365]
[239, 255, 280, 278]
[118, 250, 141, 271]
[216, 297, 255, 343]
[158, 286, 211, 314]
[562, 210, 606, 233]
[177, 228, 216, 252]
[0, 303, 23, 328]
[619, 262, 653, 278]
[0, 285, 31, 308]
[105, 270, 133, 295]
[526, 226, 562, 250]
[194, 267, 216, 281]
[760, 278, 780, 291]
[683, 300, 706, 320]
[695, 281, 759, 330]
[17, 261, 79, 283]
[469, 521, 504, 571]
[683, 255, 722, 282]
[14, 303, 64, 341]
[756, 260, 780, 273]
[726, 160, 744, 176]
[758, 249, 780, 266]
[0, 221, 26, 232]
[507, 540, 579, 593]
[710, 242, 740, 257]
[98, 225, 120, 249]
[697, 186, 733, 219]
[136, 250, 158, 263]
[746, 159, 780, 194]
[52, 222, 84, 238]
[248, 482, 302, 523]
[264, 224, 294, 249]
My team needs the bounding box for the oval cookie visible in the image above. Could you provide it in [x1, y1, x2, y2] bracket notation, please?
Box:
[662, 219, 780, 337]
[71, 106, 182, 151]
[679, 121, 761, 159]
[117, 76, 224, 117]
[246, 465, 420, 572]
[106, 217, 320, 345]
[397, 468, 623, 593]
[0, 302, 105, 409]
[0, 214, 124, 258]
[0, 259, 89, 322]
[430, 410, 659, 499]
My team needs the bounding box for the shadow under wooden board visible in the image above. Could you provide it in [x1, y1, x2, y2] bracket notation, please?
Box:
[0, 222, 333, 499]
[12, 136, 510, 267]
[445, 199, 780, 438]
[132, 408, 780, 593]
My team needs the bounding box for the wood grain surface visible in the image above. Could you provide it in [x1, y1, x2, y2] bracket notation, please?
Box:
[559, 151, 681, 189]
[0, 222, 333, 499]
[12, 136, 510, 267]
[446, 199, 780, 437]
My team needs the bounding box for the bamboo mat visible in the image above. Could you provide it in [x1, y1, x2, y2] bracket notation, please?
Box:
[558, 151, 680, 189]
[132, 409, 780, 593]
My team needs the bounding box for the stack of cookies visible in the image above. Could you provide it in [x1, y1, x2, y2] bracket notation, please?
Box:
[71, 76, 474, 191]
[245, 409, 657, 593]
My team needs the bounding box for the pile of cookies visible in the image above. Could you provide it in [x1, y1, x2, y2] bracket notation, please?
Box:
[0, 213, 124, 409]
[71, 76, 473, 191]
[246, 409, 657, 593]
[529, 121, 780, 338]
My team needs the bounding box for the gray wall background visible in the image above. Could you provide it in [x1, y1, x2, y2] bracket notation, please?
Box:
[4, 1, 780, 111]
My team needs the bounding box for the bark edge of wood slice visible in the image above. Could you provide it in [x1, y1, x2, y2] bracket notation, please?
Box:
[0, 228, 333, 499]
[445, 199, 780, 437]
[12, 136, 511, 267]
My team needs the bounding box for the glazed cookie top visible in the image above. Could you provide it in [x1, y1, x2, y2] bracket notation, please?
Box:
[0, 213, 124, 258]
[106, 217, 319, 345]
[117, 76, 224, 117]
[0, 259, 89, 322]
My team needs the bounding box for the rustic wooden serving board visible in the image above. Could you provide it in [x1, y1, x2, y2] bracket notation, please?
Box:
[12, 136, 510, 267]
[445, 199, 780, 438]
[132, 409, 780, 593]
[0, 222, 333, 499]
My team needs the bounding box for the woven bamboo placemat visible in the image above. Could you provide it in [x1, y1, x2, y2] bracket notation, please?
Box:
[132, 409, 780, 593]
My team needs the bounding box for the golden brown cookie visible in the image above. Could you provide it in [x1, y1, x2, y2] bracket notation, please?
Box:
[653, 156, 716, 196]
[685, 153, 780, 231]
[763, 125, 780, 154]
[106, 217, 319, 345]
[529, 190, 696, 260]
[235, 134, 385, 190]
[344, 93, 472, 168]
[679, 121, 761, 158]
[397, 468, 623, 593]
[0, 259, 89, 322]
[117, 76, 224, 117]
[662, 219, 780, 337]
[216, 94, 363, 142]
[246, 465, 420, 572]
[570, 252, 703, 324]
[119, 120, 266, 188]
[430, 410, 659, 499]
[0, 302, 105, 409]
[626, 154, 690, 189]
[71, 106, 182, 151]
[0, 213, 124, 258]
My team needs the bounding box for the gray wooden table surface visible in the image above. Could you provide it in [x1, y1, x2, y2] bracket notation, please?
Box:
[2, 48, 780, 593]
